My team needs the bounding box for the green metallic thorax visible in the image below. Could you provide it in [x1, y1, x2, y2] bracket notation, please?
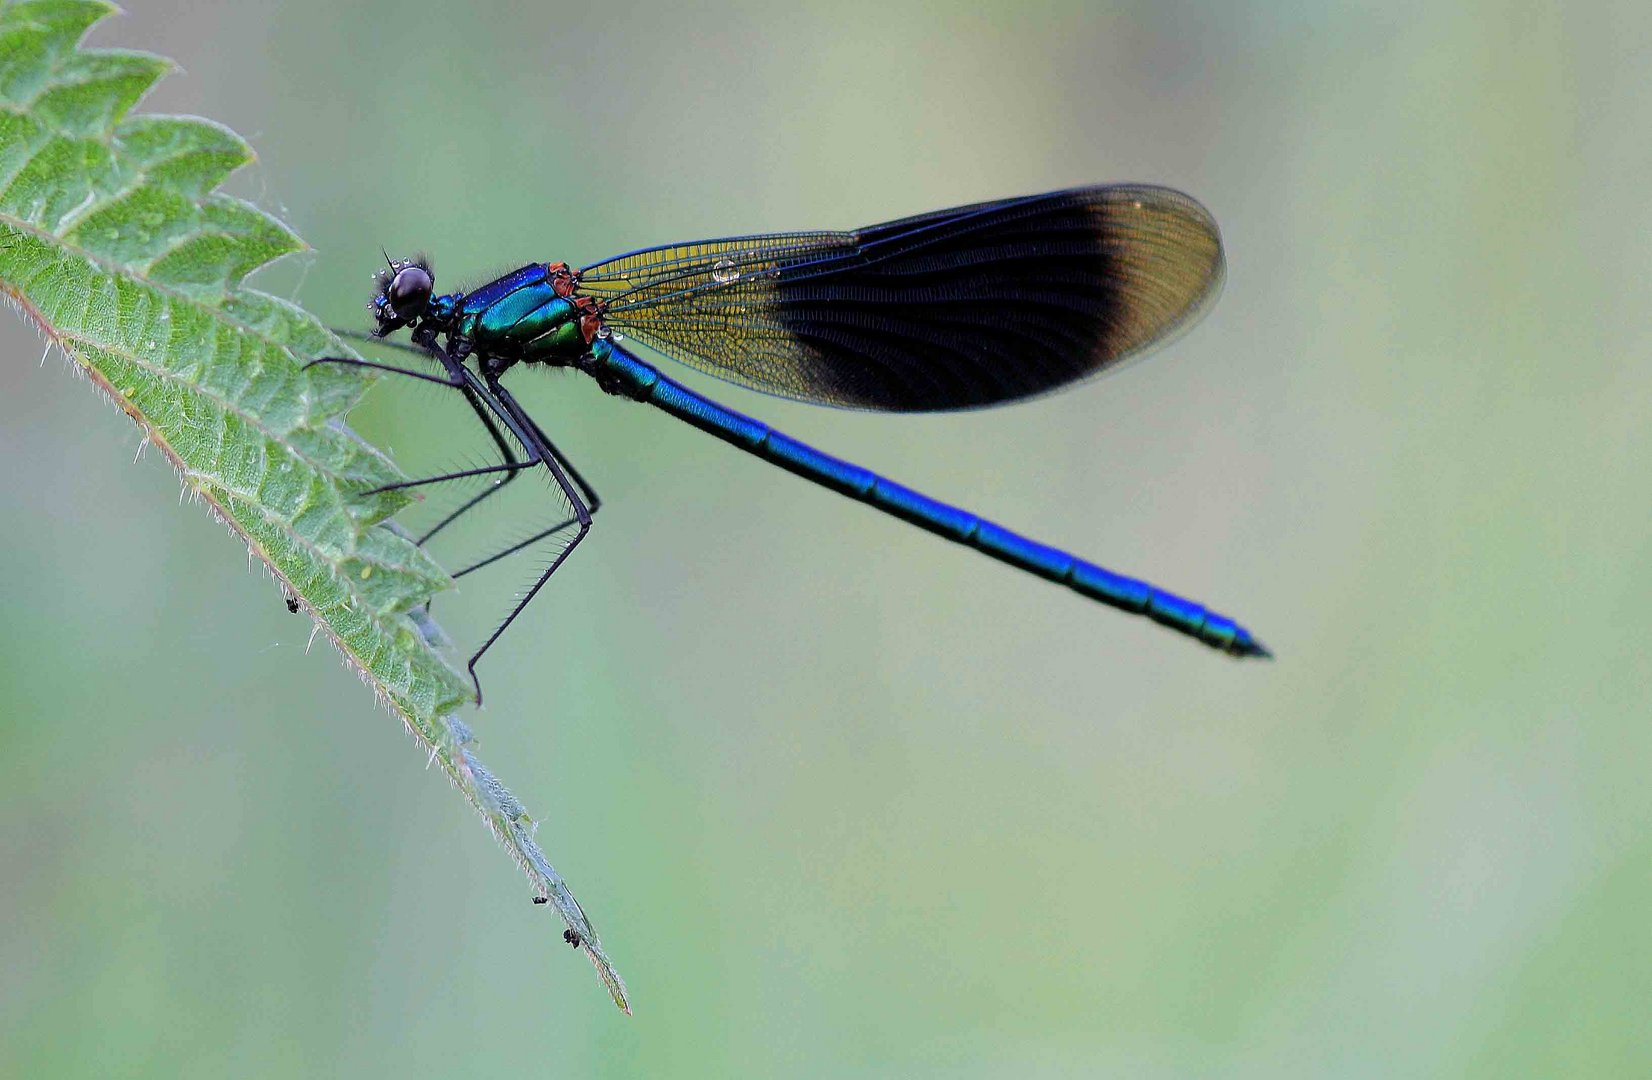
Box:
[451, 264, 588, 364]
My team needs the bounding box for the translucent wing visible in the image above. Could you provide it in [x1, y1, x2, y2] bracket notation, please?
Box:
[577, 185, 1224, 412]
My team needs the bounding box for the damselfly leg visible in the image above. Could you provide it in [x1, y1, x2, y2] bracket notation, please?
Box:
[446, 392, 603, 582]
[333, 334, 602, 537]
[460, 370, 595, 705]
[307, 340, 602, 703]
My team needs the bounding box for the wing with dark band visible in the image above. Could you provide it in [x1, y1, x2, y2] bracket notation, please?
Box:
[576, 185, 1224, 412]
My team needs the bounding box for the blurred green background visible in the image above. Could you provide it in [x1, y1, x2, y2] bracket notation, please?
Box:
[3, 0, 1649, 1075]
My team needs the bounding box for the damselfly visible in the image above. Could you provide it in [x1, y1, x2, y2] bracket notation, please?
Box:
[309, 186, 1269, 704]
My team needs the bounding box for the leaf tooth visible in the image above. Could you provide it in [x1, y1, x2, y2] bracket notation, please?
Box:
[118, 114, 252, 197]
[31, 51, 171, 135]
[0, 2, 116, 101]
[145, 194, 303, 295]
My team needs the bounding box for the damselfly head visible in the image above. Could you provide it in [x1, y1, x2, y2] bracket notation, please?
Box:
[370, 254, 434, 335]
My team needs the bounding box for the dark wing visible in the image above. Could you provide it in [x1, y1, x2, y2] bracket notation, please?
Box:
[577, 185, 1224, 412]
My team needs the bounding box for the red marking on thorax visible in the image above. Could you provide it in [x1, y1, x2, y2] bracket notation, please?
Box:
[546, 262, 607, 343]
[573, 296, 606, 345]
[546, 261, 578, 297]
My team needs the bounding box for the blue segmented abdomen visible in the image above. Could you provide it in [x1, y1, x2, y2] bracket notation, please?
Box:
[594, 343, 1268, 658]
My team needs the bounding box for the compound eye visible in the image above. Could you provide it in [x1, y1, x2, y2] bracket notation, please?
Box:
[386, 264, 433, 318]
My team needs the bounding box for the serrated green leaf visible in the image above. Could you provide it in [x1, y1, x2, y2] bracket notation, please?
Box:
[0, 0, 628, 1012]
